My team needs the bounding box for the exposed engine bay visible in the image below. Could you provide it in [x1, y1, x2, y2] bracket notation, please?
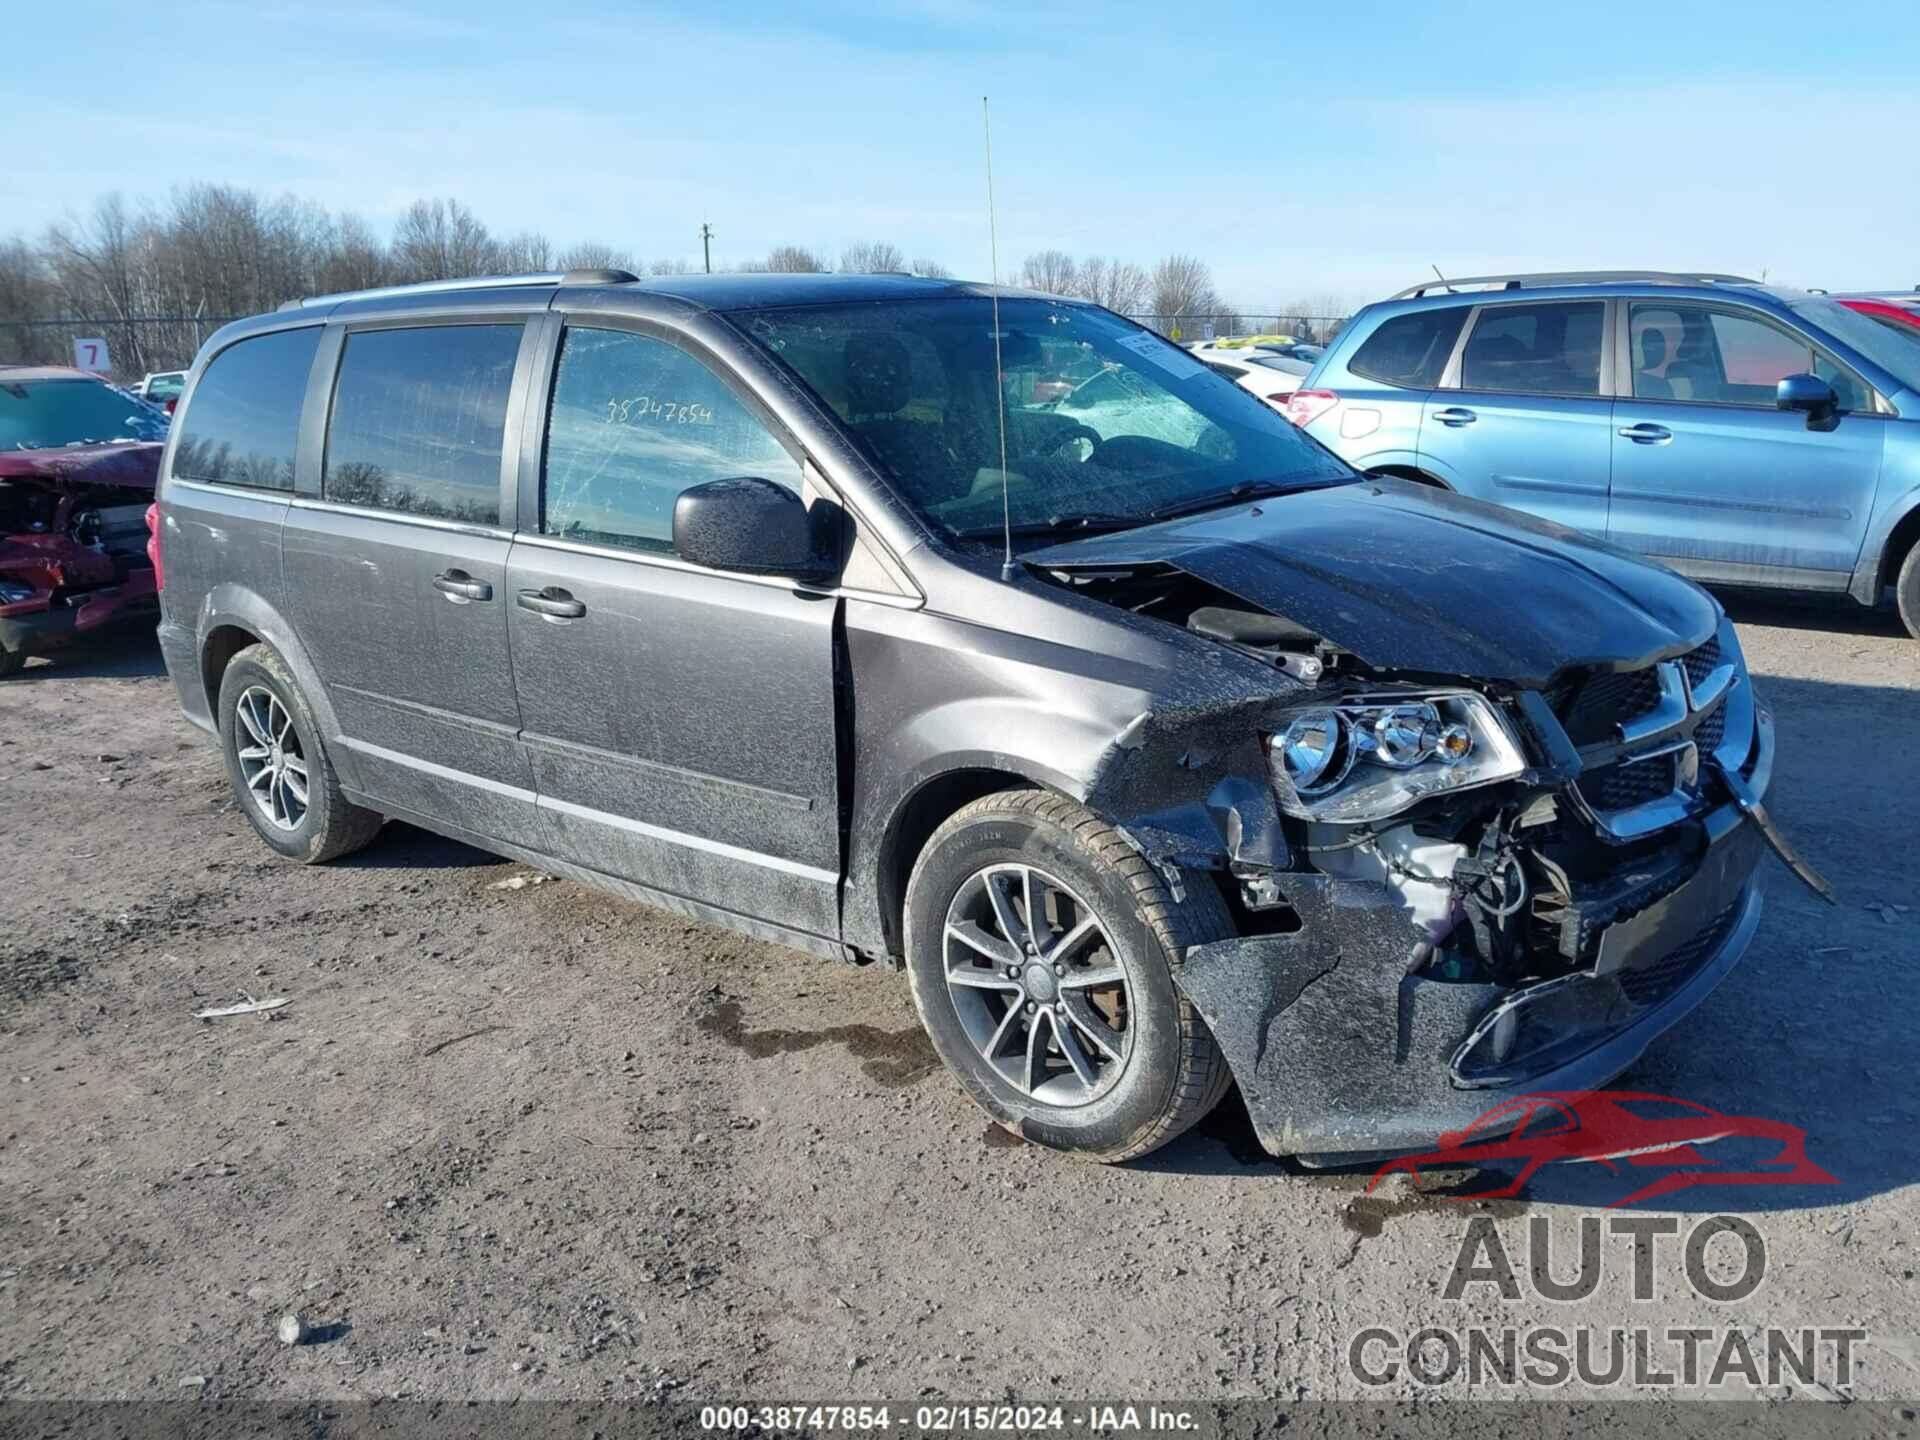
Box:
[1026, 534, 1822, 1159]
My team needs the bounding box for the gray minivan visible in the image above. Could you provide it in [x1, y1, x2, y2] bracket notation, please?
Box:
[152, 271, 1816, 1164]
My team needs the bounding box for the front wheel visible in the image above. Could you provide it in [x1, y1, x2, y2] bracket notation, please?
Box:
[903, 789, 1234, 1162]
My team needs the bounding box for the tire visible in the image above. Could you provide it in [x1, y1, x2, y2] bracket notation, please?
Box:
[0, 642, 23, 679]
[1897, 541, 1920, 641]
[216, 642, 383, 863]
[903, 788, 1235, 1162]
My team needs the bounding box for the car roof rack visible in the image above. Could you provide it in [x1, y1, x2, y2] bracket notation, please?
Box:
[277, 268, 640, 311]
[1391, 270, 1761, 300]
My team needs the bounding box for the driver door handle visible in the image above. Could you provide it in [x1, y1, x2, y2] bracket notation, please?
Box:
[517, 587, 586, 620]
[432, 569, 493, 603]
[1618, 423, 1674, 444]
[1432, 407, 1477, 427]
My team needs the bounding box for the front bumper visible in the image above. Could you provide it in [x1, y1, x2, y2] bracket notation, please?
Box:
[1176, 794, 1771, 1162]
[0, 571, 157, 659]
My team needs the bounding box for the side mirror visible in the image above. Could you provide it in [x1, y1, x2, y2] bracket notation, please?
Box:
[673, 477, 833, 581]
[1776, 373, 1841, 432]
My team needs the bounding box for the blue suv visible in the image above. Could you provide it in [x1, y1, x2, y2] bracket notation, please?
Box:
[1289, 272, 1920, 637]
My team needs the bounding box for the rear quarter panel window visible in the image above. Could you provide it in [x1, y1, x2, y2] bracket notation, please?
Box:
[171, 327, 321, 489]
[322, 324, 521, 524]
[1460, 301, 1604, 396]
[1347, 308, 1467, 388]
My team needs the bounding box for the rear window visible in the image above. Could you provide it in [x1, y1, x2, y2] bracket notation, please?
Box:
[1460, 301, 1605, 396]
[171, 328, 320, 489]
[1347, 308, 1467, 388]
[322, 324, 522, 525]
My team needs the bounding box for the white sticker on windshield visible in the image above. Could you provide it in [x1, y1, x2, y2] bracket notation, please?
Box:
[1115, 330, 1205, 381]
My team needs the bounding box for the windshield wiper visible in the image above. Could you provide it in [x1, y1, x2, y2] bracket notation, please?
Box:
[1148, 479, 1300, 521]
[955, 511, 1144, 542]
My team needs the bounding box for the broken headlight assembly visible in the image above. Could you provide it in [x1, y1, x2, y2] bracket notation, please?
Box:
[1266, 692, 1527, 824]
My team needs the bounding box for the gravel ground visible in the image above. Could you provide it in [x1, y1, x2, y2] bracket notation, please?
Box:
[1, 594, 1915, 1408]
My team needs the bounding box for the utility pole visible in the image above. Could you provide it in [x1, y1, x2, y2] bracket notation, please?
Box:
[700, 222, 714, 274]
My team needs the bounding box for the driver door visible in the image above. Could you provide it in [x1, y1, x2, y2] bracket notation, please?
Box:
[505, 319, 846, 945]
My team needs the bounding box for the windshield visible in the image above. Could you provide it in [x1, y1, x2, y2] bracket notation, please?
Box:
[1791, 297, 1920, 392]
[0, 377, 170, 451]
[738, 297, 1350, 542]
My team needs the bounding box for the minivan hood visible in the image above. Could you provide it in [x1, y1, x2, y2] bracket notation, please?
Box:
[1023, 480, 1718, 687]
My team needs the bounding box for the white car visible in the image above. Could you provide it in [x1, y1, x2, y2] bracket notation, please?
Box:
[1187, 343, 1312, 410]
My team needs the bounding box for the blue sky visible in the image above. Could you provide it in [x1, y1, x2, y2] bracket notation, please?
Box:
[6, 0, 1917, 308]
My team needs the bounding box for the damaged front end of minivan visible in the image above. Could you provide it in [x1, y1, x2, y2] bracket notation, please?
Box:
[1026, 482, 1824, 1162]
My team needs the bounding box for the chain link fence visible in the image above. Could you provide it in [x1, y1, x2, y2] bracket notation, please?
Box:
[1126, 313, 1350, 344]
[2, 314, 241, 382]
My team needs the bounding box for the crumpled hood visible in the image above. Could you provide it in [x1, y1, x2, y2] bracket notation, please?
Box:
[0, 441, 162, 492]
[1024, 479, 1719, 687]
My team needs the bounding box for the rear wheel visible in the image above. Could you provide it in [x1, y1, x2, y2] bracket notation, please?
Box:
[1897, 541, 1920, 640]
[903, 789, 1234, 1162]
[216, 643, 383, 863]
[0, 642, 23, 679]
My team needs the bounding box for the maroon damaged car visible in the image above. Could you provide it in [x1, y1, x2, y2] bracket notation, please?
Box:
[0, 366, 168, 676]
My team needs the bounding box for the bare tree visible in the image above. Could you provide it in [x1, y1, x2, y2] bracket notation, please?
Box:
[1072, 256, 1149, 314]
[319, 214, 388, 293]
[647, 257, 693, 276]
[1019, 250, 1078, 295]
[496, 231, 555, 273]
[839, 240, 905, 274]
[391, 198, 498, 282]
[559, 241, 637, 272]
[1148, 254, 1221, 335]
[764, 245, 828, 273]
[910, 256, 952, 279]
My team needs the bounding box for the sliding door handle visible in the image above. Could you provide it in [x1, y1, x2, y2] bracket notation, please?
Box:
[432, 570, 493, 603]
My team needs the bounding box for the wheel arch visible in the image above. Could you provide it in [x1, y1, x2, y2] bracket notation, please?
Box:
[195, 586, 351, 783]
[1367, 463, 1453, 490]
[1867, 500, 1920, 603]
[869, 762, 1079, 963]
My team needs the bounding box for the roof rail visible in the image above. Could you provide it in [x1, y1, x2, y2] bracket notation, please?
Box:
[277, 267, 640, 312]
[1391, 270, 1761, 301]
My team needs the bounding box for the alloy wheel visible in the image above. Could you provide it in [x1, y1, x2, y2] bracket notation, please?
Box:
[942, 863, 1132, 1107]
[234, 685, 309, 832]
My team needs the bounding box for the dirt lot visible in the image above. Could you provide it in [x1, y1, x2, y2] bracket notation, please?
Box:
[2, 595, 1916, 1408]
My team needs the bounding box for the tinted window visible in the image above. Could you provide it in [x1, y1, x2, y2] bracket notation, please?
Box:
[323, 324, 521, 524]
[542, 327, 799, 554]
[1629, 304, 1871, 410]
[172, 328, 319, 489]
[1460, 302, 1604, 396]
[1348, 307, 1467, 388]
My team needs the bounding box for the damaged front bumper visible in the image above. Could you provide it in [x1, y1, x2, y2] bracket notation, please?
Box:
[1178, 808, 1766, 1161]
[1173, 661, 1796, 1165]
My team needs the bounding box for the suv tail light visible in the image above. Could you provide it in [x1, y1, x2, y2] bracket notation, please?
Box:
[1283, 389, 1339, 428]
[145, 502, 164, 591]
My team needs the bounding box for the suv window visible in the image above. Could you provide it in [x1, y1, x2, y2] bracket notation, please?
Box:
[1630, 303, 1871, 410]
[541, 326, 800, 554]
[322, 324, 522, 524]
[1459, 301, 1604, 396]
[1348, 308, 1466, 388]
[171, 327, 320, 489]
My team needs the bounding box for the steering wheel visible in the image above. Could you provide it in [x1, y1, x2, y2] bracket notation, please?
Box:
[1041, 422, 1103, 462]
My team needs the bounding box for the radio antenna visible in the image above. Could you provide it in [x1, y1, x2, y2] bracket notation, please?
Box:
[983, 96, 1015, 582]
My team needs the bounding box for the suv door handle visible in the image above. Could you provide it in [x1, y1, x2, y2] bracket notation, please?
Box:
[1432, 407, 1477, 427]
[1618, 423, 1674, 444]
[432, 569, 493, 603]
[516, 587, 587, 620]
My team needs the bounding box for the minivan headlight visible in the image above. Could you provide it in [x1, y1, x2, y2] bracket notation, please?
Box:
[1266, 692, 1526, 824]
